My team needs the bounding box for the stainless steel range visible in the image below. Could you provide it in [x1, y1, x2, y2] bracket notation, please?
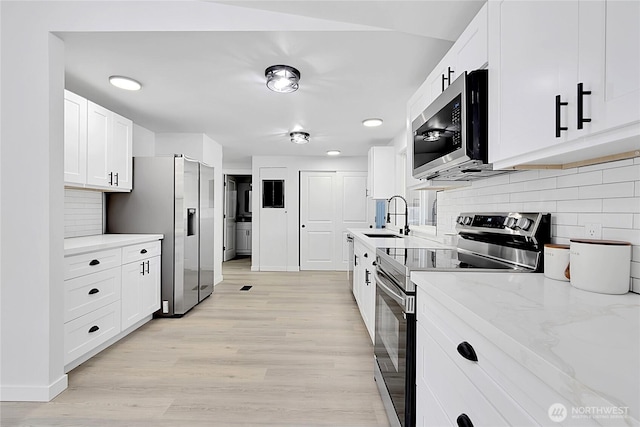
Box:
[373, 212, 551, 427]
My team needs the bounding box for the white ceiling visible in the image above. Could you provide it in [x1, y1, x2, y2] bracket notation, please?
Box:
[60, 1, 486, 165]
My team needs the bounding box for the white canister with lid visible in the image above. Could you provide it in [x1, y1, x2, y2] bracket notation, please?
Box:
[569, 239, 632, 294]
[543, 244, 570, 281]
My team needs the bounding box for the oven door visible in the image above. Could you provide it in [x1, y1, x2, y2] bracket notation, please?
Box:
[374, 268, 415, 427]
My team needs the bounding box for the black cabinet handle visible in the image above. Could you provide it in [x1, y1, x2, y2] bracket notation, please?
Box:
[555, 95, 568, 137]
[89, 259, 100, 266]
[108, 172, 113, 186]
[577, 83, 592, 129]
[372, 261, 377, 266]
[441, 73, 446, 92]
[88, 288, 100, 295]
[441, 66, 455, 92]
[354, 254, 358, 267]
[457, 341, 478, 362]
[457, 413, 474, 427]
[363, 253, 368, 258]
[114, 172, 119, 186]
[365, 269, 371, 285]
[146, 260, 150, 275]
[88, 325, 100, 333]
[140, 262, 145, 275]
[140, 249, 148, 254]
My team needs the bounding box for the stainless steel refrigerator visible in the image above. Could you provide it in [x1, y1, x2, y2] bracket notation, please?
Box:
[107, 155, 215, 316]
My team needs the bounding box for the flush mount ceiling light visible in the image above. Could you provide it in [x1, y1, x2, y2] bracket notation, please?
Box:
[109, 75, 142, 91]
[290, 131, 310, 145]
[327, 150, 341, 156]
[362, 118, 383, 127]
[265, 65, 301, 93]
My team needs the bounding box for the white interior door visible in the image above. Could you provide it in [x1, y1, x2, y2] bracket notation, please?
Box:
[336, 172, 370, 270]
[223, 176, 237, 261]
[300, 171, 370, 271]
[300, 172, 336, 270]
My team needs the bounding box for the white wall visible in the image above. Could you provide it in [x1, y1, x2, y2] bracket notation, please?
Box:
[437, 158, 640, 293]
[63, 190, 103, 238]
[132, 124, 155, 157]
[251, 155, 369, 271]
[0, 0, 371, 401]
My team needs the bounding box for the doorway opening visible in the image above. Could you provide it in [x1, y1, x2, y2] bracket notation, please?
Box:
[223, 174, 252, 264]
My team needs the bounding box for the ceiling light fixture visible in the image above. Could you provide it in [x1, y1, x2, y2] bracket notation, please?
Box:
[327, 150, 341, 156]
[109, 75, 142, 91]
[265, 65, 301, 93]
[362, 118, 383, 127]
[290, 131, 310, 145]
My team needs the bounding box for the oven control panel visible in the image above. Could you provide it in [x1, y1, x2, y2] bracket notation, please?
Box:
[455, 212, 550, 239]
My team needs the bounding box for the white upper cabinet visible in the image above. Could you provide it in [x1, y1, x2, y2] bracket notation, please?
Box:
[64, 90, 88, 185]
[87, 101, 112, 188]
[489, 0, 640, 169]
[65, 91, 133, 192]
[367, 146, 395, 199]
[109, 112, 133, 190]
[426, 3, 488, 103]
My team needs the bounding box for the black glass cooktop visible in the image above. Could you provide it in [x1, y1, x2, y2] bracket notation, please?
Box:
[378, 247, 520, 272]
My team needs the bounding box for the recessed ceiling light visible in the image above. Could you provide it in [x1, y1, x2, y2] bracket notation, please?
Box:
[290, 131, 310, 144]
[265, 65, 301, 93]
[362, 118, 383, 127]
[327, 150, 341, 156]
[109, 75, 142, 91]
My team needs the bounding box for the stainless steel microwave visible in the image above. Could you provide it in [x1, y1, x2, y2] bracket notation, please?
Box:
[412, 69, 492, 181]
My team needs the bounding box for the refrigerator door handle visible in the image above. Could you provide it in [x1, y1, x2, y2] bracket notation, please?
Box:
[187, 208, 197, 236]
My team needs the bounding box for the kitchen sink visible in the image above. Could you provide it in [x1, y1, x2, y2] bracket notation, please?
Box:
[364, 233, 403, 238]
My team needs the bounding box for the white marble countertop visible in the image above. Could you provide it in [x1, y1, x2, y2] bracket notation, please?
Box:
[64, 234, 164, 256]
[411, 271, 640, 422]
[347, 228, 447, 250]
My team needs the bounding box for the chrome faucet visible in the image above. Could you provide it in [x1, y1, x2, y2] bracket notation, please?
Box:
[386, 195, 410, 235]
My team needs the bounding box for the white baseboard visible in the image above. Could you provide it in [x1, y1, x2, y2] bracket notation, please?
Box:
[251, 265, 259, 271]
[1, 374, 68, 402]
[214, 274, 223, 285]
[287, 266, 300, 272]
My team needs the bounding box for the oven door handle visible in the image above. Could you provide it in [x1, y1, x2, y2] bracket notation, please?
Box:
[375, 271, 405, 308]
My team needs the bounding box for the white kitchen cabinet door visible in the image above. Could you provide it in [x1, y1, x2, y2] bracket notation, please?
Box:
[141, 256, 161, 316]
[353, 239, 375, 343]
[121, 260, 144, 330]
[579, 0, 640, 136]
[64, 90, 87, 186]
[109, 112, 133, 191]
[491, 0, 580, 163]
[86, 101, 112, 188]
[367, 146, 395, 200]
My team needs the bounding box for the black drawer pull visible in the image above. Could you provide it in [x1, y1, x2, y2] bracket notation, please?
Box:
[89, 259, 100, 266]
[457, 341, 478, 362]
[555, 95, 568, 137]
[88, 325, 100, 333]
[140, 249, 148, 254]
[88, 288, 100, 295]
[457, 413, 474, 427]
[577, 82, 592, 129]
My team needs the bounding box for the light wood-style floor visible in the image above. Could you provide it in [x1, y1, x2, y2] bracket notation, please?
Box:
[1, 258, 390, 427]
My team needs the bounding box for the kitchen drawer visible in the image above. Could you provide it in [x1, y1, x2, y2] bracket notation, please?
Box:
[416, 373, 453, 427]
[417, 286, 578, 426]
[417, 322, 513, 426]
[64, 248, 122, 280]
[122, 240, 161, 264]
[64, 300, 121, 365]
[64, 266, 121, 322]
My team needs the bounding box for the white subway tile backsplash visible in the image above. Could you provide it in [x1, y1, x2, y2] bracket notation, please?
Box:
[557, 170, 602, 188]
[578, 182, 635, 199]
[556, 199, 603, 212]
[603, 165, 640, 183]
[64, 189, 103, 238]
[523, 177, 556, 191]
[436, 159, 639, 292]
[602, 197, 640, 213]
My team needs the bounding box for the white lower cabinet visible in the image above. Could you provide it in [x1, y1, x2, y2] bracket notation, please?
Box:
[63, 238, 161, 371]
[236, 222, 252, 255]
[353, 239, 375, 343]
[416, 286, 562, 427]
[122, 253, 160, 330]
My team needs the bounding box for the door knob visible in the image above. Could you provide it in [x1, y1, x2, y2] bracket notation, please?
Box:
[301, 224, 306, 228]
